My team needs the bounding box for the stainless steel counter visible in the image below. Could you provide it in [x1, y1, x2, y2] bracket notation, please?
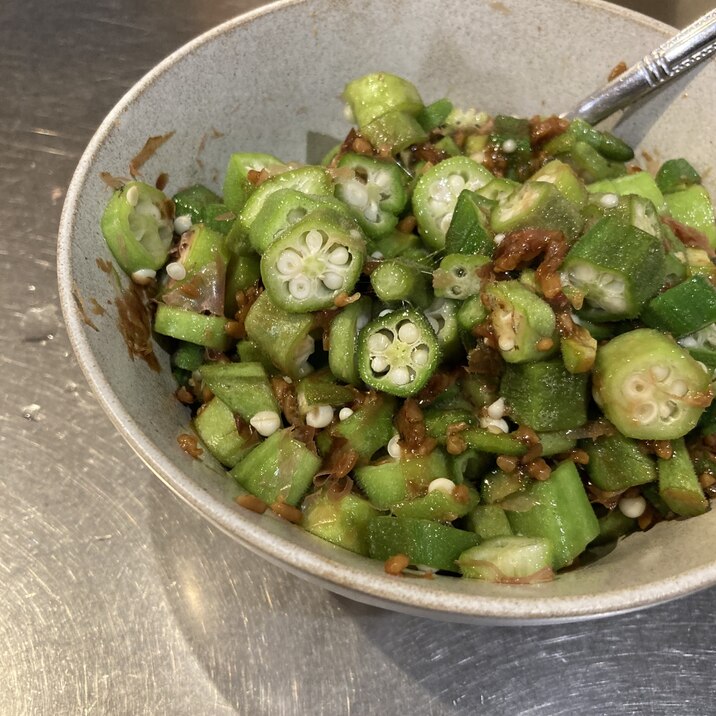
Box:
[3, 1, 716, 714]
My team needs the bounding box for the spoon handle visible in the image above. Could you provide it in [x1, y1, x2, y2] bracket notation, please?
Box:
[564, 9, 716, 125]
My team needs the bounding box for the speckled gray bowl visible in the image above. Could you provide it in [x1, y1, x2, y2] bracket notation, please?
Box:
[58, 0, 716, 623]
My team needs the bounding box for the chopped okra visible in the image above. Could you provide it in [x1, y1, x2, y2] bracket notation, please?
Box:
[100, 72, 716, 585]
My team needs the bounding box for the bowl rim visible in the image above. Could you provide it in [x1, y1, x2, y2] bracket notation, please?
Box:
[57, 0, 716, 622]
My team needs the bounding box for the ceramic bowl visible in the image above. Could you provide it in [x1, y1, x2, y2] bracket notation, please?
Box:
[58, 0, 716, 623]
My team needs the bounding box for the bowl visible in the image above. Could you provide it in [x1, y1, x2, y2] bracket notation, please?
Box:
[57, 0, 716, 623]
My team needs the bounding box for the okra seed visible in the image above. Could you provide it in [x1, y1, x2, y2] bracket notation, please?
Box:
[371, 251, 385, 259]
[368, 332, 391, 352]
[439, 213, 453, 234]
[173, 214, 192, 234]
[287, 208, 307, 223]
[304, 229, 324, 254]
[397, 322, 420, 344]
[498, 335, 515, 352]
[600, 193, 619, 208]
[126, 184, 139, 207]
[371, 355, 389, 373]
[624, 376, 647, 396]
[131, 268, 156, 285]
[344, 181, 369, 207]
[480, 417, 509, 434]
[166, 262, 187, 281]
[338, 407, 354, 421]
[680, 336, 699, 349]
[502, 139, 517, 154]
[618, 495, 647, 519]
[378, 309, 393, 317]
[636, 402, 658, 424]
[289, 276, 312, 299]
[494, 233, 505, 245]
[390, 366, 412, 386]
[387, 434, 401, 460]
[249, 410, 281, 437]
[306, 405, 334, 428]
[364, 202, 380, 223]
[328, 247, 350, 265]
[670, 380, 688, 397]
[427, 477, 455, 495]
[659, 400, 679, 419]
[487, 398, 506, 419]
[412, 346, 430, 366]
[569, 263, 597, 283]
[277, 250, 302, 275]
[321, 272, 344, 290]
[427, 315, 440, 334]
[651, 365, 670, 382]
[447, 175, 466, 193]
[430, 180, 452, 204]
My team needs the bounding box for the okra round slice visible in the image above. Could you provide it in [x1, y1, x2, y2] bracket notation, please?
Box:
[483, 280, 557, 363]
[357, 308, 441, 397]
[260, 208, 366, 313]
[413, 156, 494, 250]
[424, 297, 461, 359]
[593, 328, 713, 440]
[530, 159, 588, 207]
[335, 153, 408, 240]
[342, 72, 424, 128]
[328, 296, 372, 385]
[432, 254, 491, 300]
[490, 180, 583, 240]
[100, 181, 174, 275]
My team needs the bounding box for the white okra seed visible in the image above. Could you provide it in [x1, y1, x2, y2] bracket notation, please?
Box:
[494, 233, 505, 245]
[277, 250, 302, 275]
[305, 229, 324, 254]
[338, 407, 354, 421]
[250, 410, 281, 437]
[428, 477, 456, 495]
[368, 333, 391, 352]
[502, 139, 517, 154]
[174, 214, 193, 234]
[651, 365, 670, 382]
[412, 346, 429, 366]
[288, 276, 311, 300]
[371, 355, 389, 373]
[670, 379, 688, 397]
[166, 262, 187, 281]
[322, 272, 344, 290]
[600, 193, 619, 208]
[390, 366, 411, 386]
[487, 398, 506, 420]
[306, 405, 334, 428]
[397, 322, 420, 344]
[131, 268, 156, 285]
[126, 184, 139, 207]
[329, 247, 350, 265]
[387, 434, 401, 460]
[618, 495, 646, 519]
[498, 335, 515, 352]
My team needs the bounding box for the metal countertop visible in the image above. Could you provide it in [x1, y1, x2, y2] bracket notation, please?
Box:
[3, 1, 716, 713]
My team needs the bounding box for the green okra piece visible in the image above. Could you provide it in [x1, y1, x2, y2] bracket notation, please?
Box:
[342, 72, 424, 128]
[222, 152, 285, 213]
[546, 137, 626, 183]
[224, 254, 260, 318]
[367, 516, 479, 572]
[328, 296, 372, 386]
[464, 133, 489, 158]
[424, 297, 462, 360]
[392, 485, 480, 523]
[458, 536, 554, 581]
[172, 184, 222, 224]
[154, 304, 231, 351]
[413, 156, 495, 250]
[261, 207, 367, 313]
[456, 296, 489, 347]
[490, 180, 583, 240]
[171, 342, 204, 372]
[505, 460, 599, 570]
[230, 428, 320, 507]
[237, 165, 333, 235]
[373, 230, 425, 260]
[587, 172, 667, 214]
[424, 409, 477, 442]
[461, 428, 527, 456]
[476, 177, 520, 202]
[489, 115, 532, 182]
[360, 110, 428, 154]
[680, 323, 716, 370]
[296, 370, 355, 414]
[483, 280, 558, 363]
[370, 258, 431, 308]
[416, 98, 454, 132]
[444, 189, 495, 256]
[581, 192, 664, 237]
[591, 509, 636, 547]
[335, 152, 408, 239]
[355, 450, 452, 510]
[592, 328, 713, 440]
[357, 308, 441, 398]
[236, 339, 275, 372]
[332, 392, 396, 462]
[448, 448, 492, 484]
[658, 438, 709, 517]
[301, 491, 379, 556]
[665, 185, 716, 247]
[582, 432, 657, 492]
[433, 253, 491, 300]
[434, 135, 461, 157]
[560, 325, 597, 374]
[243, 291, 315, 378]
[501, 359, 588, 432]
[193, 396, 256, 468]
[656, 158, 701, 194]
[464, 505, 514, 541]
[531, 158, 588, 207]
[100, 181, 174, 275]
[641, 275, 716, 338]
[481, 470, 528, 505]
[202, 203, 236, 235]
[563, 119, 634, 162]
[561, 217, 666, 321]
[199, 361, 279, 423]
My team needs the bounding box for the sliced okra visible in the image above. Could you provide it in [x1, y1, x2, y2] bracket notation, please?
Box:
[424, 297, 462, 359]
[100, 181, 174, 275]
[392, 485, 480, 523]
[679, 323, 716, 369]
[335, 152, 407, 239]
[243, 291, 315, 378]
[193, 396, 256, 469]
[357, 308, 441, 397]
[545, 136, 627, 183]
[562, 118, 634, 162]
[530, 159, 588, 207]
[413, 156, 494, 250]
[432, 254, 491, 300]
[369, 258, 432, 308]
[483, 280, 557, 363]
[360, 110, 428, 154]
[224, 253, 261, 318]
[656, 158, 701, 194]
[582, 432, 657, 492]
[489, 115, 532, 181]
[658, 438, 709, 517]
[328, 296, 372, 385]
[172, 184, 222, 224]
[490, 180, 583, 240]
[260, 208, 366, 313]
[444, 189, 496, 257]
[342, 72, 424, 128]
[641, 275, 716, 338]
[587, 172, 667, 214]
[456, 295, 489, 347]
[476, 177, 520, 202]
[416, 98, 454, 132]
[153, 304, 231, 351]
[222, 152, 285, 213]
[373, 229, 425, 260]
[296, 370, 355, 415]
[458, 536, 554, 582]
[560, 217, 665, 320]
[665, 185, 716, 247]
[592, 328, 713, 440]
[332, 392, 397, 462]
[560, 325, 597, 374]
[434, 135, 461, 157]
[464, 505, 513, 541]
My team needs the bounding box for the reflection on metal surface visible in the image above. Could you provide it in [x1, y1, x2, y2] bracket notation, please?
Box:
[3, 0, 716, 713]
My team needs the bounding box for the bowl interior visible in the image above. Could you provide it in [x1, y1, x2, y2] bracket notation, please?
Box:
[58, 0, 716, 622]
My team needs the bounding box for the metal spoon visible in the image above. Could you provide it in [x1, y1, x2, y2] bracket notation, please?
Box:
[565, 8, 716, 125]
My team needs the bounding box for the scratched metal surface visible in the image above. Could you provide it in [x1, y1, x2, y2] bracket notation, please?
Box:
[3, 0, 716, 714]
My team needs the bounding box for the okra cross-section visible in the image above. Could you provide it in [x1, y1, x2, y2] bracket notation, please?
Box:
[357, 308, 441, 397]
[260, 208, 366, 312]
[593, 328, 713, 440]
